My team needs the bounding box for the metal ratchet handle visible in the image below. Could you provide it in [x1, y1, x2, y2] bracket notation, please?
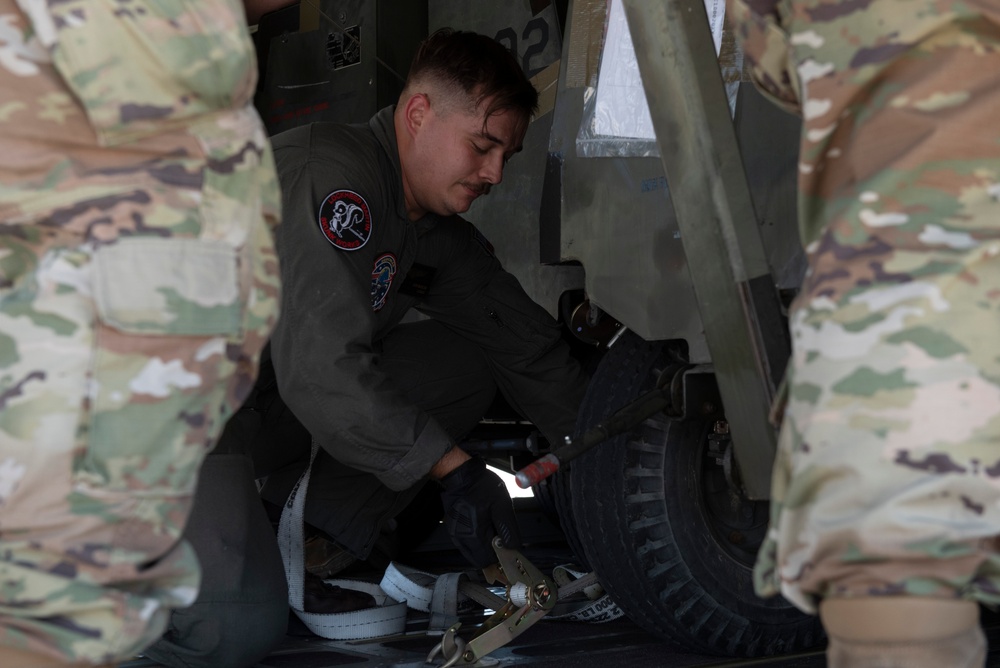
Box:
[491, 536, 557, 613]
[462, 538, 558, 663]
[463, 599, 549, 662]
[425, 538, 558, 666]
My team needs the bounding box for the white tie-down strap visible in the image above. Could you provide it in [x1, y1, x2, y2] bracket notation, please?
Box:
[277, 442, 407, 640]
[292, 579, 407, 640]
[380, 562, 504, 630]
[547, 565, 625, 623]
[382, 560, 622, 627]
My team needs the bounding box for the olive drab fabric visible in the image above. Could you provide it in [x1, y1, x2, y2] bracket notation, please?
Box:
[0, 0, 280, 664]
[728, 0, 1000, 612]
[266, 108, 587, 557]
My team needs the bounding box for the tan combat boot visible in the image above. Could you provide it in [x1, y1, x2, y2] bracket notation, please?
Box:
[0, 644, 117, 667]
[820, 597, 986, 668]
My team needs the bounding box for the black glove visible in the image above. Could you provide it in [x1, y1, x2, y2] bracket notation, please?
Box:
[438, 456, 521, 568]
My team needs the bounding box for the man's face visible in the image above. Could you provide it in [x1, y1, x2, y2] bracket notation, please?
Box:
[406, 97, 527, 220]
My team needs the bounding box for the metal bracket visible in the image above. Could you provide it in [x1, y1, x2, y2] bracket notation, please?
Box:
[426, 538, 556, 666]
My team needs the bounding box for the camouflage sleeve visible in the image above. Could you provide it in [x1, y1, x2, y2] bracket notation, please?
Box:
[744, 0, 1000, 612]
[727, 0, 801, 115]
[29, 0, 259, 146]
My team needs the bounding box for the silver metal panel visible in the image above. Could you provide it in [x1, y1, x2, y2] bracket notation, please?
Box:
[549, 7, 709, 358]
[735, 84, 807, 290]
[559, 149, 709, 359]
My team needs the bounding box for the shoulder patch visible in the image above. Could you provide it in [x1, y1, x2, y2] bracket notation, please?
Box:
[319, 189, 372, 251]
[370, 252, 397, 312]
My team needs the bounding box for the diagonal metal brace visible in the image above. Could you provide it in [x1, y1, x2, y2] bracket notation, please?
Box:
[621, 0, 789, 499]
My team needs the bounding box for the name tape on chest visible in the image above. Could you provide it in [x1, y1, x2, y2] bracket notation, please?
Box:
[398, 262, 436, 298]
[319, 189, 372, 251]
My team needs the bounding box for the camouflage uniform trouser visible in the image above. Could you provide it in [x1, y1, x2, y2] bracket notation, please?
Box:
[0, 0, 281, 663]
[729, 0, 1000, 613]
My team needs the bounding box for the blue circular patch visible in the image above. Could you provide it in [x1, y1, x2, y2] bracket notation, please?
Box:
[371, 253, 397, 312]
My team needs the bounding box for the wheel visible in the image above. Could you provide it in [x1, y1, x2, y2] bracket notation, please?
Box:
[569, 331, 823, 656]
[528, 459, 591, 570]
[546, 469, 591, 571]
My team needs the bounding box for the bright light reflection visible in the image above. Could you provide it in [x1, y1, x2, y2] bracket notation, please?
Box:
[488, 465, 534, 498]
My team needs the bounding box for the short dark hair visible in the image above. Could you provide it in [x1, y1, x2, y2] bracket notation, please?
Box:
[405, 28, 539, 123]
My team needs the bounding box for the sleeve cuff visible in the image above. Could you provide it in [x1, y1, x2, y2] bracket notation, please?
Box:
[378, 418, 453, 491]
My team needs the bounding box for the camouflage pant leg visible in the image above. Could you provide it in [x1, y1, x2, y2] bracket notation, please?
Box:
[0, 219, 279, 664]
[0, 2, 281, 662]
[744, 0, 1000, 612]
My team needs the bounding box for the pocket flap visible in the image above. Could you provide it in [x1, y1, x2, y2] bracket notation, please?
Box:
[93, 237, 242, 336]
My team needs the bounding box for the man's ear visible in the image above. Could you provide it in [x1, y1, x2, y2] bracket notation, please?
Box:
[401, 93, 430, 138]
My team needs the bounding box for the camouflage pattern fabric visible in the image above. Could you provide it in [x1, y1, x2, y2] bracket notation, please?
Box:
[728, 0, 1000, 614]
[0, 0, 280, 663]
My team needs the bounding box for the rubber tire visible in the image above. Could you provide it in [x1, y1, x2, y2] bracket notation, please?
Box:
[547, 468, 591, 571]
[569, 331, 823, 656]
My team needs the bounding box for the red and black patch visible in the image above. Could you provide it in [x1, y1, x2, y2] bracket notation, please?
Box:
[318, 189, 372, 251]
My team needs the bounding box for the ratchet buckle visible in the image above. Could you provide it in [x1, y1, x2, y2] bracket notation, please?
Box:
[426, 537, 557, 666]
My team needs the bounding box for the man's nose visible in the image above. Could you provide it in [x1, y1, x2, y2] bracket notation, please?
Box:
[480, 153, 504, 185]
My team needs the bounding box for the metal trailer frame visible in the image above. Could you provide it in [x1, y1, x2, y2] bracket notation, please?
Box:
[621, 0, 790, 498]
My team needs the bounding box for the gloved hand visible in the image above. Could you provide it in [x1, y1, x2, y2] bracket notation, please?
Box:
[438, 456, 521, 568]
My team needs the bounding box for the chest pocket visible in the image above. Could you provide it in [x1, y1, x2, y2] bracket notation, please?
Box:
[44, 0, 256, 145]
[77, 236, 251, 494]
